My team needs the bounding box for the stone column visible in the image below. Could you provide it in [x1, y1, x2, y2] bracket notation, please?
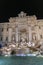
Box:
[16, 27, 18, 42]
[28, 26, 32, 42]
[27, 33, 29, 42]
[18, 31, 20, 43]
[3, 28, 7, 42]
[36, 26, 40, 40]
[8, 28, 12, 42]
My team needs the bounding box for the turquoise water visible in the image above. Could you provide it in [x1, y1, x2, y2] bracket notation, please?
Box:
[0, 56, 43, 65]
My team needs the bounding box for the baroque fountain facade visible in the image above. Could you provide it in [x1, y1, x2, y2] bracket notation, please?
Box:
[0, 11, 43, 55]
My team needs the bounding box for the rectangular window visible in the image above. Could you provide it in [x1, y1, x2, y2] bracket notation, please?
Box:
[7, 28, 8, 31]
[6, 37, 8, 42]
[2, 28, 3, 32]
[40, 35, 42, 38]
[39, 26, 41, 29]
[1, 37, 2, 41]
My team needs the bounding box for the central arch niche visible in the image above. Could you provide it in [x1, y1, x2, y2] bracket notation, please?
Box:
[18, 27, 28, 43]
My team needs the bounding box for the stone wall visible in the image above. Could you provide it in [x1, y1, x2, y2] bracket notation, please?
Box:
[0, 11, 43, 44]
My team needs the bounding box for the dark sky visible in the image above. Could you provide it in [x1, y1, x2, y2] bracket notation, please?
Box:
[0, 0, 43, 22]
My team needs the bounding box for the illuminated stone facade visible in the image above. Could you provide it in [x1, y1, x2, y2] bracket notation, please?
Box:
[0, 11, 43, 45]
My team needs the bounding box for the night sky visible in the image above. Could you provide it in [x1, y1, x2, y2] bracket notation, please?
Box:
[0, 0, 43, 22]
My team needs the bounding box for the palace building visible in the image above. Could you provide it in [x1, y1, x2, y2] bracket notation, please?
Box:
[0, 11, 43, 45]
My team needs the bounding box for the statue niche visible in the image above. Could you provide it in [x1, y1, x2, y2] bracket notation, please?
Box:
[19, 29, 28, 42]
[12, 34, 16, 43]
